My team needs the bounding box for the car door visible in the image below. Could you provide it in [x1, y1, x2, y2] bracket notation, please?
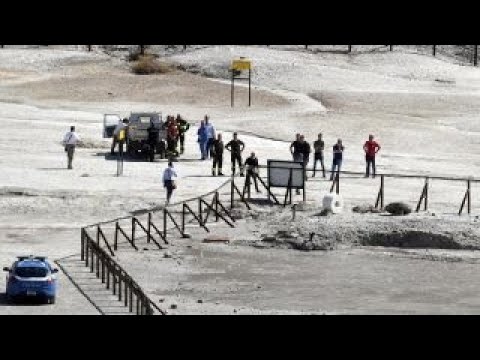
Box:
[103, 114, 122, 139]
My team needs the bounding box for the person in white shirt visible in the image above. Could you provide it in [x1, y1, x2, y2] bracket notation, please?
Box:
[63, 126, 81, 170]
[111, 118, 129, 156]
[162, 162, 178, 205]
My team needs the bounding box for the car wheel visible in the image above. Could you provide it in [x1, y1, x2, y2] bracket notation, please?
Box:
[49, 296, 56, 305]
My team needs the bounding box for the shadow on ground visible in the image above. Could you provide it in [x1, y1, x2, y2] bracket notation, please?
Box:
[94, 152, 200, 163]
[0, 292, 48, 306]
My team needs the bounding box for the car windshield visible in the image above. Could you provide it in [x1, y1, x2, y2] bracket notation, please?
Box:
[15, 267, 48, 278]
[139, 117, 153, 124]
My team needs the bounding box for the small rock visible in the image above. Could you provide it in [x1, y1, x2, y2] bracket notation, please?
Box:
[197, 299, 203, 304]
[257, 285, 262, 289]
[262, 236, 276, 243]
[352, 205, 377, 214]
[318, 209, 333, 217]
[431, 213, 436, 217]
[234, 309, 237, 313]
[143, 248, 149, 251]
[385, 202, 412, 216]
[163, 251, 173, 258]
[80, 173, 90, 178]
[159, 299, 165, 303]
[170, 304, 177, 309]
[203, 236, 230, 244]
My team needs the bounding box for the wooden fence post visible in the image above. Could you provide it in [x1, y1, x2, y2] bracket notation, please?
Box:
[425, 177, 429, 211]
[416, 177, 429, 212]
[147, 213, 152, 244]
[163, 209, 167, 243]
[114, 222, 118, 251]
[375, 175, 385, 210]
[468, 179, 471, 214]
[231, 179, 234, 209]
[215, 192, 219, 222]
[81, 228, 85, 261]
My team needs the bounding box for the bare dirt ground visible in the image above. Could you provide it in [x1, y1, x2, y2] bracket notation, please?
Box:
[2, 46, 480, 314]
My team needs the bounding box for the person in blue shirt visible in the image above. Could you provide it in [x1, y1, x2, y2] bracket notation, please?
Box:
[197, 120, 209, 160]
[204, 115, 216, 160]
[330, 139, 344, 181]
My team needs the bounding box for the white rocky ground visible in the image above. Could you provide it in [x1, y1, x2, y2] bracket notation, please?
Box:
[1, 46, 480, 314]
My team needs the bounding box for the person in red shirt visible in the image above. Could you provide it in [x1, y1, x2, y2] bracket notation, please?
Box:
[167, 117, 179, 156]
[363, 134, 381, 178]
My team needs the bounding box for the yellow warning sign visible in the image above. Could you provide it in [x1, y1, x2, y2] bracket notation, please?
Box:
[231, 58, 252, 71]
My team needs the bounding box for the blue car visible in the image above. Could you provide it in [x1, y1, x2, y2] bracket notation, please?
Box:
[3, 256, 58, 304]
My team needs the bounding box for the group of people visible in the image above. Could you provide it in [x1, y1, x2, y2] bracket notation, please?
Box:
[290, 133, 381, 180]
[165, 114, 190, 156]
[209, 131, 261, 192]
[63, 119, 381, 206]
[109, 114, 191, 160]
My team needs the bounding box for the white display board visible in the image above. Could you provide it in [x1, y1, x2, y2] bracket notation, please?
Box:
[268, 160, 305, 189]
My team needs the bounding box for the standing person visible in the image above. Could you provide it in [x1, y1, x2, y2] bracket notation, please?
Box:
[245, 152, 261, 193]
[162, 161, 177, 206]
[176, 114, 190, 155]
[226, 132, 245, 176]
[211, 133, 225, 177]
[197, 120, 208, 160]
[330, 139, 345, 181]
[111, 118, 129, 155]
[300, 135, 311, 178]
[167, 117, 179, 157]
[147, 119, 159, 162]
[204, 115, 216, 159]
[290, 133, 303, 163]
[313, 133, 326, 178]
[62, 126, 81, 170]
[363, 134, 381, 178]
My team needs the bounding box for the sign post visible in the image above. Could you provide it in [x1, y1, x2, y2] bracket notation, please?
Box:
[267, 160, 306, 206]
[116, 129, 125, 177]
[230, 58, 253, 107]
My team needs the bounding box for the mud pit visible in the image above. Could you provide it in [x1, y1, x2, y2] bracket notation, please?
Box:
[239, 206, 480, 251]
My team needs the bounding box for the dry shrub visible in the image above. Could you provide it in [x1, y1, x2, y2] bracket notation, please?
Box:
[131, 56, 174, 75]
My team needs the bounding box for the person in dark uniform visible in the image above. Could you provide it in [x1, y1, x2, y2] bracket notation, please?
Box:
[226, 132, 245, 176]
[331, 139, 345, 180]
[245, 152, 261, 193]
[211, 133, 225, 176]
[176, 114, 190, 155]
[313, 133, 326, 178]
[147, 119, 159, 162]
[299, 135, 311, 179]
[290, 133, 303, 163]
